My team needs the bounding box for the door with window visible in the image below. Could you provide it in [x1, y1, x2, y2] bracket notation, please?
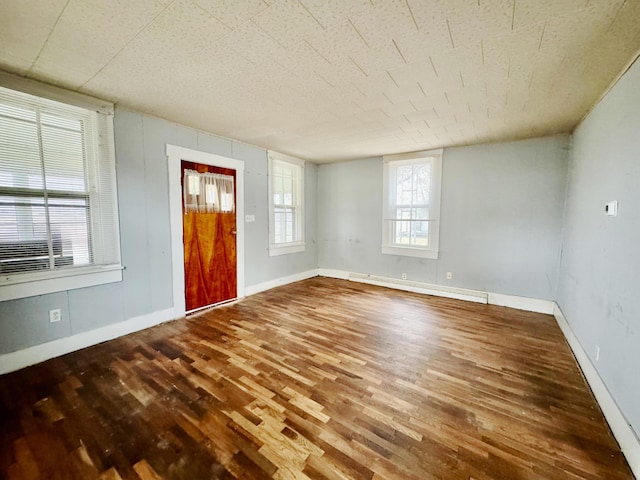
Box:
[181, 161, 236, 312]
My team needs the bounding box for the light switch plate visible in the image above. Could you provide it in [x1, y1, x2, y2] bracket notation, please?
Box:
[245, 214, 255, 223]
[605, 201, 618, 216]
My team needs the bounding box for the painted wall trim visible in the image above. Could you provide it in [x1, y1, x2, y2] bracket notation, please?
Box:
[348, 271, 488, 304]
[317, 268, 349, 280]
[1, 269, 555, 375]
[488, 292, 555, 314]
[319, 269, 555, 314]
[553, 304, 640, 477]
[245, 269, 319, 296]
[4, 268, 633, 478]
[166, 144, 245, 318]
[0, 308, 176, 375]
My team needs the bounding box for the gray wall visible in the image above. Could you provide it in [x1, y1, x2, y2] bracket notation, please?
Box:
[318, 136, 569, 300]
[0, 108, 318, 354]
[557, 58, 640, 437]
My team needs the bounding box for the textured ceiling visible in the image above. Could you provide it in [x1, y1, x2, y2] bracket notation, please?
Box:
[1, 0, 640, 163]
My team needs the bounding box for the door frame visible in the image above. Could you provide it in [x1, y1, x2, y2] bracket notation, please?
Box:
[166, 144, 245, 318]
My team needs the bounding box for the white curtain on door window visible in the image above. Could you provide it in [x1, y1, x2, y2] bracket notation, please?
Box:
[183, 169, 234, 213]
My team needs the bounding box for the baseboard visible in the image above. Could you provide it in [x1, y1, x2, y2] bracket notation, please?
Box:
[245, 269, 319, 296]
[554, 304, 640, 477]
[317, 268, 349, 280]
[1, 269, 319, 375]
[319, 269, 555, 314]
[0, 308, 176, 375]
[488, 292, 555, 314]
[347, 271, 488, 304]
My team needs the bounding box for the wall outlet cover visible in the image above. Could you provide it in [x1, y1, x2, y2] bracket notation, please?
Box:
[605, 201, 618, 216]
[49, 309, 62, 323]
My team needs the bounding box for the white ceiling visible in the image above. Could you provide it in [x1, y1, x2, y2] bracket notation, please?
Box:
[1, 0, 640, 163]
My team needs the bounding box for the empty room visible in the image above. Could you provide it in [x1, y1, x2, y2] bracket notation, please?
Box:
[1, 1, 639, 479]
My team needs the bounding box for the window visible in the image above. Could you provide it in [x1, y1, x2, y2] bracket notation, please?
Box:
[268, 151, 305, 256]
[0, 78, 121, 301]
[382, 149, 443, 259]
[183, 169, 235, 213]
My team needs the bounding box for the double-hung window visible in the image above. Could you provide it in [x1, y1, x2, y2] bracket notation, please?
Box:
[268, 151, 305, 256]
[382, 149, 443, 259]
[0, 78, 121, 301]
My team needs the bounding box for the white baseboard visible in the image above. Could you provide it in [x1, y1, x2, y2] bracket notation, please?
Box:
[318, 268, 349, 280]
[554, 304, 640, 477]
[488, 292, 555, 314]
[319, 269, 555, 314]
[0, 308, 176, 375]
[348, 272, 488, 304]
[245, 269, 319, 296]
[1, 269, 319, 375]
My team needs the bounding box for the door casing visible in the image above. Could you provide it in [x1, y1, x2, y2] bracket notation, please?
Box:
[167, 144, 245, 318]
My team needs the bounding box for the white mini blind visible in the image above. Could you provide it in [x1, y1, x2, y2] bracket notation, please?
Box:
[0, 85, 121, 278]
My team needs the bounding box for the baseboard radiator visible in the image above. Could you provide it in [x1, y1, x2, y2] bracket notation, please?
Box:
[347, 272, 489, 304]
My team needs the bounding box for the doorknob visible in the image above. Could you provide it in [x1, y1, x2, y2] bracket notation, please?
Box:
[231, 230, 237, 235]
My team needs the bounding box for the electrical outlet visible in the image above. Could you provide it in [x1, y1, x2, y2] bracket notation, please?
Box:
[605, 201, 618, 216]
[401, 273, 407, 280]
[49, 308, 61, 323]
[595, 345, 600, 362]
[446, 272, 453, 280]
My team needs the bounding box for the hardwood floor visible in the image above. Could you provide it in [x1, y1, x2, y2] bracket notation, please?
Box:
[0, 277, 633, 479]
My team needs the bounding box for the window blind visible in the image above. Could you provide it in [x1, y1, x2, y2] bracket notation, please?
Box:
[0, 85, 121, 278]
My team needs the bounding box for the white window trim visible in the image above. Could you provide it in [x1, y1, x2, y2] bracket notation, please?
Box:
[268, 151, 305, 257]
[0, 72, 122, 302]
[382, 149, 443, 260]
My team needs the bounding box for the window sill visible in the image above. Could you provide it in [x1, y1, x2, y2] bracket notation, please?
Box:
[381, 245, 439, 260]
[269, 243, 305, 257]
[0, 264, 123, 301]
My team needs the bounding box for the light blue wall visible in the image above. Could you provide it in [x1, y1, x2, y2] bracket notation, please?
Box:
[318, 136, 569, 301]
[239, 142, 318, 287]
[0, 108, 318, 354]
[557, 58, 640, 437]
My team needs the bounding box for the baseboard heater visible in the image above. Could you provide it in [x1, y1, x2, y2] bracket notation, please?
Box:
[347, 272, 489, 304]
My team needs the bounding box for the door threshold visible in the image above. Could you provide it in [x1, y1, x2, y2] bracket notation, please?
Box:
[186, 297, 240, 317]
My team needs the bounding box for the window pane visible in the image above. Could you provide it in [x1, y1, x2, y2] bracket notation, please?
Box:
[0, 194, 90, 272]
[395, 162, 430, 207]
[274, 206, 296, 244]
[0, 195, 45, 241]
[396, 165, 413, 205]
[411, 221, 428, 246]
[0, 199, 48, 273]
[414, 163, 431, 204]
[0, 115, 43, 189]
[415, 207, 428, 220]
[270, 156, 303, 250]
[48, 199, 90, 266]
[41, 122, 86, 192]
[0, 84, 121, 285]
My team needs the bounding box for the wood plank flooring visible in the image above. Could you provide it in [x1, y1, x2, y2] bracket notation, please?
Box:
[0, 277, 633, 479]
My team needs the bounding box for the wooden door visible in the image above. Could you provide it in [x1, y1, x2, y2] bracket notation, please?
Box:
[181, 161, 237, 312]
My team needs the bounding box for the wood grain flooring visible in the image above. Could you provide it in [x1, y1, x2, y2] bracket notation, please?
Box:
[0, 277, 633, 479]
